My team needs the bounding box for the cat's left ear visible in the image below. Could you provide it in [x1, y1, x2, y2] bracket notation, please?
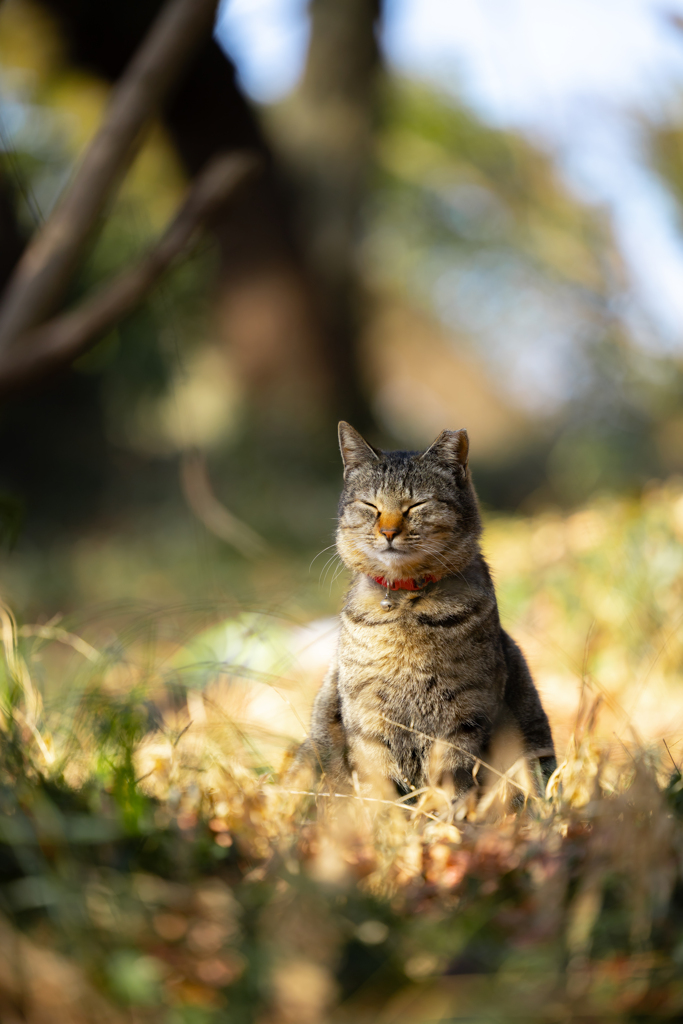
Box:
[421, 429, 469, 478]
[338, 421, 380, 478]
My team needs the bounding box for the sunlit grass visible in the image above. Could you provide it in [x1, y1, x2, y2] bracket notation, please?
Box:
[1, 481, 683, 1021]
[485, 478, 683, 755]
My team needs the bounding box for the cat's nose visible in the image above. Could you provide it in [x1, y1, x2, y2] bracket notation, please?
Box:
[379, 526, 400, 542]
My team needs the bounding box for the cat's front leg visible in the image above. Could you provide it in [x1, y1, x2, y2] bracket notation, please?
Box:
[287, 665, 349, 791]
[346, 729, 407, 796]
[435, 724, 492, 798]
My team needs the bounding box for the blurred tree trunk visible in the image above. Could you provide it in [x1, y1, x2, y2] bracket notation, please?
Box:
[0, 167, 26, 294]
[271, 0, 382, 431]
[23, 0, 382, 435]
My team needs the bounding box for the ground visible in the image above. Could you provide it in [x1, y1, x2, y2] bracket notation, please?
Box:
[1, 480, 683, 1022]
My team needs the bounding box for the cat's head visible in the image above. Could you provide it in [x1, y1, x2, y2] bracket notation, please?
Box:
[336, 421, 482, 581]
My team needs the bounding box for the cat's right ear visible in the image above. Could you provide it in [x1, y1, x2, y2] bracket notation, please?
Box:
[421, 428, 469, 479]
[338, 422, 380, 479]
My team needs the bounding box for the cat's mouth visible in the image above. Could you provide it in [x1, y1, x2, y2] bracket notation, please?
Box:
[371, 544, 412, 567]
[367, 537, 442, 573]
[371, 539, 406, 554]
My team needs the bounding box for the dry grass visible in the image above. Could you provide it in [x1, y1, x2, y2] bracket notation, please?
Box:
[1, 481, 683, 1022]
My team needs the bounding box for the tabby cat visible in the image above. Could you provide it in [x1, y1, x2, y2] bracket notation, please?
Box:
[294, 422, 555, 798]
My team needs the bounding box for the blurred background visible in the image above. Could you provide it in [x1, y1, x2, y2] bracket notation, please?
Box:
[1, 0, 683, 621]
[4, 9, 683, 1018]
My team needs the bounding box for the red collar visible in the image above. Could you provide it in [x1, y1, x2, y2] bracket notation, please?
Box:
[371, 574, 439, 591]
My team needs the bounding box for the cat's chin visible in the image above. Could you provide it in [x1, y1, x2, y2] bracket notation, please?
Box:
[372, 550, 416, 576]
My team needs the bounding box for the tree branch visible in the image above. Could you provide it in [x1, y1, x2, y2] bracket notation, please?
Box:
[180, 448, 268, 559]
[0, 154, 259, 392]
[0, 0, 219, 353]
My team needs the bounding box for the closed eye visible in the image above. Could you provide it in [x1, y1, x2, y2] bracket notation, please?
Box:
[358, 501, 379, 516]
[404, 501, 430, 513]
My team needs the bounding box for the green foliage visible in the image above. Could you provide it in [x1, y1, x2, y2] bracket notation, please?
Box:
[371, 79, 613, 305]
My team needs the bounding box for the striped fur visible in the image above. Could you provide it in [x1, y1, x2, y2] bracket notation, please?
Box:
[295, 422, 556, 797]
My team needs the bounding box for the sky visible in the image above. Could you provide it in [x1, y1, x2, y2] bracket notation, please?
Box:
[215, 0, 683, 351]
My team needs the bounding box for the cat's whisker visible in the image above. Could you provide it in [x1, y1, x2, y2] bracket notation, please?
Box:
[309, 543, 337, 573]
[318, 551, 339, 576]
[454, 569, 476, 596]
[320, 553, 343, 586]
[412, 542, 454, 577]
[319, 554, 341, 585]
[324, 563, 343, 589]
[329, 561, 347, 592]
[317, 558, 334, 584]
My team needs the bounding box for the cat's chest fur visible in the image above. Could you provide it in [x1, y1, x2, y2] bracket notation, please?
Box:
[336, 571, 506, 741]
